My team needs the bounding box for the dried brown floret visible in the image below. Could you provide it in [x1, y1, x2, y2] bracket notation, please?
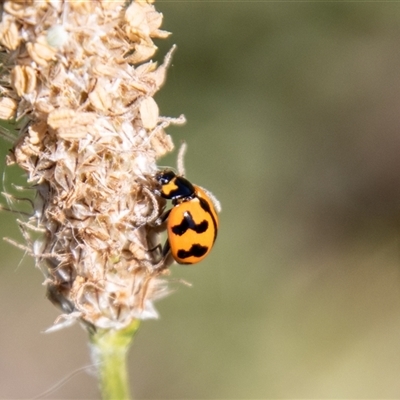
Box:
[0, 97, 17, 119]
[10, 65, 36, 96]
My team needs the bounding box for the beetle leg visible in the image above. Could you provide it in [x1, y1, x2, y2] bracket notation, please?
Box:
[153, 208, 171, 227]
[142, 240, 172, 272]
[162, 239, 171, 258]
[146, 241, 174, 272]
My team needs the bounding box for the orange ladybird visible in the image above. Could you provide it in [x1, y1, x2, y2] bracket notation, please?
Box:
[155, 170, 219, 264]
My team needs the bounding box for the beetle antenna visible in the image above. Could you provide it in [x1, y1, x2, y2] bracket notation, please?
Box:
[177, 141, 187, 176]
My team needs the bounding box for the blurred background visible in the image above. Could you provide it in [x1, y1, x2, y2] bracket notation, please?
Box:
[2, 2, 400, 398]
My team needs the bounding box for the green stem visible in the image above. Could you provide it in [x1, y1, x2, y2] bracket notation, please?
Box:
[90, 320, 140, 400]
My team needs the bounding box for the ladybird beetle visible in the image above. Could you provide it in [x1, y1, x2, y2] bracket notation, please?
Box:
[155, 169, 220, 265]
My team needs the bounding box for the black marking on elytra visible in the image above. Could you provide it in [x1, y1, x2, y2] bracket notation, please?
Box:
[171, 211, 208, 236]
[198, 197, 218, 243]
[177, 244, 209, 260]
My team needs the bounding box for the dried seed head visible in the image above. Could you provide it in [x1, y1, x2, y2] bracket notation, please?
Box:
[0, 0, 185, 330]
